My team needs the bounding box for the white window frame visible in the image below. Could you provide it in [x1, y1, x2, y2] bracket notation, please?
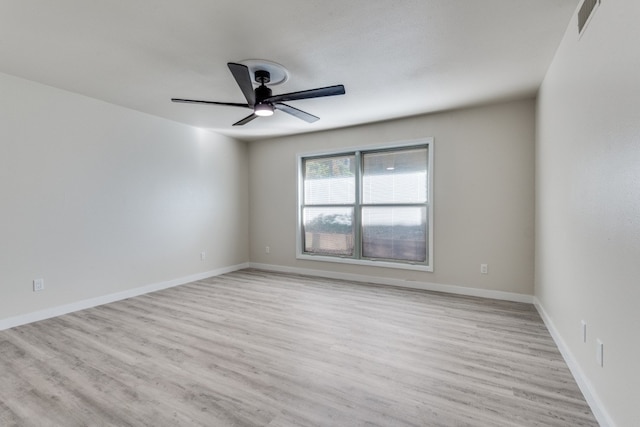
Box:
[296, 138, 434, 272]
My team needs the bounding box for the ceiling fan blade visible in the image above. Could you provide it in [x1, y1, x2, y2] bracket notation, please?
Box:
[233, 113, 258, 126]
[274, 103, 319, 123]
[171, 98, 251, 108]
[265, 84, 345, 104]
[228, 63, 256, 107]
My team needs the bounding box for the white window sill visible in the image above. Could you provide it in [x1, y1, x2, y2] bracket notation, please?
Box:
[296, 253, 433, 272]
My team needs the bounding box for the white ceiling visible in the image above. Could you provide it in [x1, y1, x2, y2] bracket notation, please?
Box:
[0, 0, 578, 141]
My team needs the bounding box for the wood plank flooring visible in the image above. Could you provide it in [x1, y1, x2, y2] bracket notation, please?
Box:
[0, 269, 597, 426]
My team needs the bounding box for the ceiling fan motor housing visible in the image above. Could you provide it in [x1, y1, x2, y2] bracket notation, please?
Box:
[255, 84, 272, 103]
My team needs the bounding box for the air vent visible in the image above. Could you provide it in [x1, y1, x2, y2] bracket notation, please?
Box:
[578, 0, 600, 34]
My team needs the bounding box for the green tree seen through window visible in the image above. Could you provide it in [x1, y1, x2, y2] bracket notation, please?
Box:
[306, 157, 354, 179]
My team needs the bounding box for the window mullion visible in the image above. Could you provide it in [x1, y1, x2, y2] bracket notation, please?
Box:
[354, 151, 362, 259]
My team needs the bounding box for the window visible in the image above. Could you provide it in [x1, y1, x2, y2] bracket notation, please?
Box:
[297, 139, 433, 271]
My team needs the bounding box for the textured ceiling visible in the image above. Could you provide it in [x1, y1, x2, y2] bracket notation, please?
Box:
[0, 0, 578, 141]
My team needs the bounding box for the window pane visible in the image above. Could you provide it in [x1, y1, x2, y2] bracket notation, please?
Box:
[361, 206, 427, 262]
[304, 156, 355, 205]
[362, 148, 427, 204]
[303, 207, 354, 256]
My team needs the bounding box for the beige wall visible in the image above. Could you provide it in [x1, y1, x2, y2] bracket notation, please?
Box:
[536, 0, 640, 425]
[0, 72, 249, 321]
[249, 99, 536, 295]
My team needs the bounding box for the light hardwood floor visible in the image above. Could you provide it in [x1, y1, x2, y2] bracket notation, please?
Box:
[0, 269, 597, 426]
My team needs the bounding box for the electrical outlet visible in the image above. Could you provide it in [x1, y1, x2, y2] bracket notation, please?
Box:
[581, 320, 587, 343]
[265, 246, 270, 254]
[200, 252, 206, 261]
[596, 339, 604, 367]
[480, 264, 488, 274]
[33, 278, 44, 292]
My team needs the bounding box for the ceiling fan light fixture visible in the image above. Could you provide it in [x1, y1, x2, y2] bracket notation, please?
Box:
[254, 103, 274, 117]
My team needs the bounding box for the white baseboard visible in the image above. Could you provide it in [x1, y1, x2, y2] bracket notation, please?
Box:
[249, 262, 533, 304]
[533, 298, 614, 427]
[0, 262, 249, 332]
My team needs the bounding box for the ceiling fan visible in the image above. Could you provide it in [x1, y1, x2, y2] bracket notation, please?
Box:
[172, 62, 346, 126]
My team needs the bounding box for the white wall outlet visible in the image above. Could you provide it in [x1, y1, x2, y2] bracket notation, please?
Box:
[33, 278, 44, 292]
[596, 339, 604, 367]
[200, 251, 206, 261]
[480, 264, 488, 274]
[581, 320, 587, 343]
[265, 246, 270, 254]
